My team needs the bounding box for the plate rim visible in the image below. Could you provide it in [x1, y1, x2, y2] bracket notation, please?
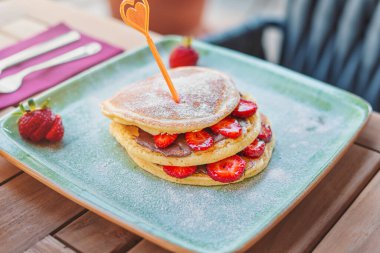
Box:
[0, 36, 372, 253]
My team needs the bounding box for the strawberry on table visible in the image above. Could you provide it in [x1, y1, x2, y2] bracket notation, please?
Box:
[241, 138, 266, 158]
[169, 37, 199, 68]
[17, 99, 64, 143]
[232, 99, 258, 118]
[185, 130, 214, 151]
[163, 165, 197, 179]
[207, 155, 246, 183]
[211, 117, 242, 139]
[258, 123, 272, 143]
[154, 133, 178, 148]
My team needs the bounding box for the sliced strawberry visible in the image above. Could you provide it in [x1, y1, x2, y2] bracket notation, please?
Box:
[206, 155, 246, 183]
[45, 115, 64, 142]
[17, 100, 64, 143]
[18, 112, 34, 139]
[185, 130, 214, 151]
[210, 117, 242, 139]
[18, 110, 48, 139]
[258, 123, 272, 143]
[241, 139, 266, 158]
[29, 109, 55, 142]
[154, 133, 178, 148]
[232, 99, 258, 118]
[163, 165, 197, 179]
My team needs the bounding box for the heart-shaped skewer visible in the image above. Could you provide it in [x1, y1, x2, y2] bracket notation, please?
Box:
[122, 1, 148, 34]
[120, 0, 180, 103]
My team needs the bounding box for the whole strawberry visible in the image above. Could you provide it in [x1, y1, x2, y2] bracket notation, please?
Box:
[169, 37, 199, 68]
[17, 99, 64, 142]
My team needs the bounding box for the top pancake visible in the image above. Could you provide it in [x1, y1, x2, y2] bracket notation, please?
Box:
[101, 67, 240, 134]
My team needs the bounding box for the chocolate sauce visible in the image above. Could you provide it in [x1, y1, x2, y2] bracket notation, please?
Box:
[136, 130, 192, 157]
[136, 119, 247, 158]
[196, 165, 208, 174]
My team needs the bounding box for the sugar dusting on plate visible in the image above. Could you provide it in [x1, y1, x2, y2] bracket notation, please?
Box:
[1, 44, 366, 252]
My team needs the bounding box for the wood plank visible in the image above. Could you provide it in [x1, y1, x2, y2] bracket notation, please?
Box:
[356, 112, 380, 153]
[0, 17, 48, 40]
[127, 240, 171, 253]
[7, 0, 157, 51]
[0, 156, 20, 185]
[25, 235, 76, 253]
[56, 211, 142, 253]
[0, 174, 85, 253]
[314, 172, 380, 253]
[244, 144, 380, 253]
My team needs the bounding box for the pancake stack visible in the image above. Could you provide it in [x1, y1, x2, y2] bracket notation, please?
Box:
[101, 67, 274, 186]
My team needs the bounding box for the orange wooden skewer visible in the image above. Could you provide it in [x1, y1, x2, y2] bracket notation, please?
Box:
[120, 0, 180, 103]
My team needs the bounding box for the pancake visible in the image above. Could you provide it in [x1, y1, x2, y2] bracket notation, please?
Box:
[109, 110, 261, 166]
[128, 135, 275, 186]
[101, 67, 240, 135]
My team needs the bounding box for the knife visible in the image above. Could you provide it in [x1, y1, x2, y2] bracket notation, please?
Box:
[0, 31, 81, 75]
[0, 42, 102, 94]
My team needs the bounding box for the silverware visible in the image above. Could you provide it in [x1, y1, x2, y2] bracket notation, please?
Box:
[0, 31, 81, 75]
[0, 42, 102, 94]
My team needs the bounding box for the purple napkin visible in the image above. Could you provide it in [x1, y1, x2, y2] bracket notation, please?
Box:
[0, 23, 123, 109]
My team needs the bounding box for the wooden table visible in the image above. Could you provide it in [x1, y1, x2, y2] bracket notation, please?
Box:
[1, 0, 380, 252]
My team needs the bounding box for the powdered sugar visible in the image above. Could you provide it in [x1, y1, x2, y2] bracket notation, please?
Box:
[104, 67, 240, 128]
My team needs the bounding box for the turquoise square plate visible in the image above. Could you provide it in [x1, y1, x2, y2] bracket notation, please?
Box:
[0, 37, 371, 253]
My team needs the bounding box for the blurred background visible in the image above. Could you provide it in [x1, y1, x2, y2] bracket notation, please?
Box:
[51, 0, 286, 62]
[52, 0, 285, 33]
[1, 0, 379, 110]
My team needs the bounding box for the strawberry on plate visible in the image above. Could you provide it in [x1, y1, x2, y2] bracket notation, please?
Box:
[21, 108, 55, 142]
[206, 155, 246, 183]
[163, 165, 197, 179]
[232, 99, 258, 118]
[241, 138, 266, 158]
[211, 117, 242, 139]
[169, 37, 199, 68]
[17, 99, 64, 143]
[45, 115, 65, 142]
[258, 123, 272, 143]
[154, 133, 178, 148]
[185, 130, 214, 151]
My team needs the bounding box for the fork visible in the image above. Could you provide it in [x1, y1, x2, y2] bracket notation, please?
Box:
[0, 42, 102, 94]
